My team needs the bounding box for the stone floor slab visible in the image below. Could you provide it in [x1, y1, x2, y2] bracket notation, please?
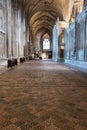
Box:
[0, 60, 87, 130]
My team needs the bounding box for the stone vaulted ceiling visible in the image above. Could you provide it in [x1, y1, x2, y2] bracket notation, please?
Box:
[18, 0, 78, 35]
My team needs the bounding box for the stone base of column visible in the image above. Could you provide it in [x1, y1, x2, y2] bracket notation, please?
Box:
[65, 59, 87, 70]
[71, 51, 76, 60]
[0, 59, 7, 66]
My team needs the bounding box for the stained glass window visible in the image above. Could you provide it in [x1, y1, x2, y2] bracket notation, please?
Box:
[43, 38, 50, 50]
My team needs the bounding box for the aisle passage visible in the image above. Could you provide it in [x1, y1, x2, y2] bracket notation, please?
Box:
[0, 60, 87, 130]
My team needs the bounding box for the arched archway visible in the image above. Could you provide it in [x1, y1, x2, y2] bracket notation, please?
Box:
[40, 33, 52, 59]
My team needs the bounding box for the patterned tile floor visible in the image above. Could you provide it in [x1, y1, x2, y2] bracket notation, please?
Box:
[0, 60, 87, 130]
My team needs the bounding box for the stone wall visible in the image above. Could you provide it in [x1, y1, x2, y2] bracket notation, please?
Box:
[76, 10, 85, 61]
[65, 8, 87, 69]
[65, 22, 75, 60]
[0, 0, 7, 58]
[0, 0, 28, 62]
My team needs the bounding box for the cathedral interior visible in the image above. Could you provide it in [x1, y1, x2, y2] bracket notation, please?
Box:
[0, 0, 87, 130]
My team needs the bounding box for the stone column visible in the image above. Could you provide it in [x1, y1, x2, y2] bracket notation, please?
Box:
[21, 18, 23, 57]
[25, 25, 29, 59]
[35, 35, 40, 52]
[52, 22, 59, 62]
[73, 19, 77, 60]
[22, 15, 26, 57]
[2, 0, 7, 58]
[65, 29, 69, 59]
[6, 0, 12, 58]
[5, 0, 7, 58]
[29, 27, 34, 56]
[64, 30, 67, 59]
[20, 12, 26, 57]
[22, 18, 26, 57]
[14, 3, 18, 57]
[84, 0, 87, 60]
[69, 29, 72, 59]
[17, 9, 22, 57]
[11, 2, 14, 57]
[12, 1, 17, 57]
[0, 0, 3, 58]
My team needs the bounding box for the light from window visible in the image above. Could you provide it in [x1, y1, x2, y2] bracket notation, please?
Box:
[43, 38, 50, 50]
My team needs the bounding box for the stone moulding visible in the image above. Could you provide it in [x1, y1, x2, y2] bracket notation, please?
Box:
[76, 10, 85, 23]
[65, 59, 87, 70]
[66, 22, 75, 33]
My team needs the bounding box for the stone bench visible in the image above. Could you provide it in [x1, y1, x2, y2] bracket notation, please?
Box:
[7, 58, 18, 68]
[20, 57, 25, 63]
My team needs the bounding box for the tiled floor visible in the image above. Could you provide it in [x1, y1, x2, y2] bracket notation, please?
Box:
[0, 60, 87, 130]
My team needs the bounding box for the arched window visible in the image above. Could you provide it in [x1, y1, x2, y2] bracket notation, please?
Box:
[43, 38, 50, 50]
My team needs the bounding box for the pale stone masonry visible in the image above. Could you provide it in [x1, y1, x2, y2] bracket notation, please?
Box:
[0, 0, 28, 66]
[65, 1, 87, 69]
